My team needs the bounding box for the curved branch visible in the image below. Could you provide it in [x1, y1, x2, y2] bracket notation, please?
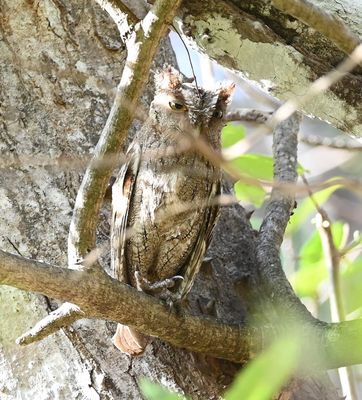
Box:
[0, 250, 255, 362]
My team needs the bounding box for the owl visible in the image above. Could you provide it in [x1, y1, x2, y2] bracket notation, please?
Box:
[111, 66, 234, 355]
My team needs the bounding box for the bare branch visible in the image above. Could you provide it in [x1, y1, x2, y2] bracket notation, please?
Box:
[16, 303, 85, 346]
[0, 249, 255, 362]
[299, 132, 362, 151]
[224, 109, 274, 124]
[256, 113, 315, 322]
[1, 249, 362, 369]
[271, 0, 361, 56]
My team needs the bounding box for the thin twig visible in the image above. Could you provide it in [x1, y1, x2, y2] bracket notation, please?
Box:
[299, 132, 362, 151]
[302, 175, 358, 400]
[16, 303, 85, 346]
[302, 176, 345, 319]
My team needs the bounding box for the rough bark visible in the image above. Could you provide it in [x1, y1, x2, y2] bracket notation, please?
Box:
[179, 0, 362, 137]
[0, 0, 352, 399]
[0, 1, 234, 398]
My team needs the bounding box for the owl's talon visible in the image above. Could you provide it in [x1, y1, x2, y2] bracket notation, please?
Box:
[134, 272, 184, 293]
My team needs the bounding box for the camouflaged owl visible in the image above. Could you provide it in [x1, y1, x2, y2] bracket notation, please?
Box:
[111, 66, 234, 355]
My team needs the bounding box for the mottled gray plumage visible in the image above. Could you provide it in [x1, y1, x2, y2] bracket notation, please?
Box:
[111, 66, 234, 355]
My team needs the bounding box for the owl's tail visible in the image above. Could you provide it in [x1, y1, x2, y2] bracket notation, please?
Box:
[112, 324, 148, 355]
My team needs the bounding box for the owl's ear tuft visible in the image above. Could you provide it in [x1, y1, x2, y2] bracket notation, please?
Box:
[155, 65, 183, 92]
[218, 82, 236, 103]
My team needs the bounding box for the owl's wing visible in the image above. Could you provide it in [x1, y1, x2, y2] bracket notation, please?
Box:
[178, 180, 221, 300]
[111, 143, 141, 283]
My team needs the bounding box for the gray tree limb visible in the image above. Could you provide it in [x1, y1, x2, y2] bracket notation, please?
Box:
[0, 248, 362, 370]
[179, 0, 362, 136]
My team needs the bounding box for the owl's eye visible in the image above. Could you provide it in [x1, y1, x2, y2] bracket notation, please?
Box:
[212, 110, 223, 119]
[169, 101, 187, 111]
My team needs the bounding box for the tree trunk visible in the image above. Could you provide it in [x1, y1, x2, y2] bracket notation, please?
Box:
[0, 0, 351, 399]
[0, 1, 239, 398]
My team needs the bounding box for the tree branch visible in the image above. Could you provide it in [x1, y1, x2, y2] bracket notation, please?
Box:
[1, 249, 362, 370]
[224, 109, 274, 124]
[16, 303, 85, 346]
[256, 113, 317, 322]
[271, 0, 361, 56]
[270, 44, 362, 128]
[0, 249, 255, 362]
[299, 132, 362, 151]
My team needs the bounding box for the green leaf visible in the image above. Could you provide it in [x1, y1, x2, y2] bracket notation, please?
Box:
[297, 164, 308, 175]
[342, 257, 362, 314]
[292, 222, 344, 297]
[230, 153, 305, 180]
[292, 261, 328, 297]
[140, 380, 185, 400]
[221, 123, 246, 148]
[234, 181, 266, 207]
[224, 335, 300, 400]
[287, 182, 342, 234]
[300, 222, 344, 267]
[230, 153, 274, 180]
